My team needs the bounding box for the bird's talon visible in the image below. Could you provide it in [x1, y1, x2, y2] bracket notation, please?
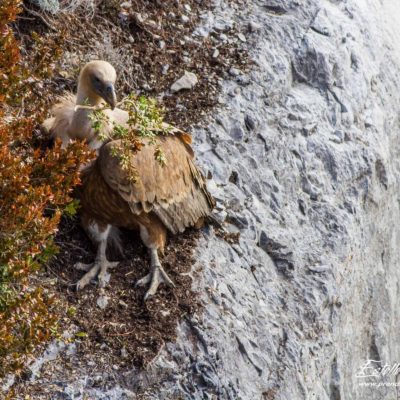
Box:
[97, 270, 111, 288]
[74, 262, 93, 272]
[108, 261, 119, 269]
[76, 276, 92, 291]
[138, 264, 175, 300]
[135, 273, 152, 288]
[143, 292, 152, 302]
[74, 259, 117, 291]
[160, 267, 176, 288]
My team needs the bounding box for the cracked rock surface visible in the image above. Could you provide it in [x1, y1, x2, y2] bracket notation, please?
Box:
[134, 1, 400, 398]
[10, 0, 400, 398]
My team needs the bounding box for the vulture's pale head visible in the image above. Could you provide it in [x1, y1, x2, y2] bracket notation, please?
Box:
[78, 60, 117, 109]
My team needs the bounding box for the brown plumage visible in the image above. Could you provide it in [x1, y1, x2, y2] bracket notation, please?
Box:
[43, 61, 214, 299]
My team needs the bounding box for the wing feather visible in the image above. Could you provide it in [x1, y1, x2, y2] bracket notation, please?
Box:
[99, 134, 214, 234]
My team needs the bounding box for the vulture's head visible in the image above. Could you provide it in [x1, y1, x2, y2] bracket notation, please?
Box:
[79, 60, 117, 109]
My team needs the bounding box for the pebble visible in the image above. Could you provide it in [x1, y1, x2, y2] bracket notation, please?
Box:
[121, 347, 128, 358]
[307, 265, 332, 273]
[162, 64, 170, 75]
[237, 33, 247, 42]
[214, 18, 234, 32]
[248, 21, 262, 32]
[330, 129, 345, 143]
[229, 67, 241, 77]
[170, 71, 198, 93]
[229, 126, 244, 141]
[237, 75, 251, 86]
[119, 300, 128, 308]
[244, 115, 256, 131]
[228, 88, 240, 97]
[96, 295, 109, 310]
[214, 209, 227, 224]
[141, 83, 152, 91]
[181, 15, 190, 23]
[212, 49, 220, 58]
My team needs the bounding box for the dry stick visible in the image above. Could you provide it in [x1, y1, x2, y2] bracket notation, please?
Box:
[57, 241, 91, 253]
[45, 265, 73, 285]
[22, 5, 57, 32]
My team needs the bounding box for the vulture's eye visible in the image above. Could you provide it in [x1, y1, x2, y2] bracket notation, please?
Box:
[94, 76, 101, 83]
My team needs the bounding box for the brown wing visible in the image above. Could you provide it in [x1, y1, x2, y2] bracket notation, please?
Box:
[98, 134, 215, 234]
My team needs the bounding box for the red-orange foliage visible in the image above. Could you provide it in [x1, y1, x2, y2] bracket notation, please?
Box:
[0, 0, 93, 376]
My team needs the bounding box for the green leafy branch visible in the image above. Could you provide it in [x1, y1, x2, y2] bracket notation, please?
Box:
[86, 94, 171, 182]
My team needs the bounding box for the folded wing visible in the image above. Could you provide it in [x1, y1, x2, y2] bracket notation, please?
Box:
[99, 134, 214, 234]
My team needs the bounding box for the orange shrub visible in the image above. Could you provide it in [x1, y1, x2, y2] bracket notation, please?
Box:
[0, 0, 93, 376]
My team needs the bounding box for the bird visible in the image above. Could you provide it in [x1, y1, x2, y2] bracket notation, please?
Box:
[42, 60, 123, 150]
[42, 60, 215, 299]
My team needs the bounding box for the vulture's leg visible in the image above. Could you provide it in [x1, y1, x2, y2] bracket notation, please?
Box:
[135, 222, 175, 300]
[75, 221, 118, 290]
[136, 248, 176, 300]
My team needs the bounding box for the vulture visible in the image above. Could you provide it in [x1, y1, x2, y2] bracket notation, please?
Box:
[43, 61, 214, 299]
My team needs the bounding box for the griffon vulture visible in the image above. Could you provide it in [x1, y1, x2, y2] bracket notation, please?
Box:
[43, 61, 214, 299]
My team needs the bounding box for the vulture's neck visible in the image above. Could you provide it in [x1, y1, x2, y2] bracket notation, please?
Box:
[76, 80, 103, 106]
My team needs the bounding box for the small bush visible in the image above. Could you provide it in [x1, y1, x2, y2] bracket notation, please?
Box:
[0, 0, 93, 376]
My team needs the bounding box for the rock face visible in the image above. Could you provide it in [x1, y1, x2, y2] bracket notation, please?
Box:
[15, 0, 400, 398]
[127, 0, 400, 399]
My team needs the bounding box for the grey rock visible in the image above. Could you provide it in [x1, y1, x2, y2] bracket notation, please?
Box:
[120, 1, 132, 9]
[237, 33, 246, 42]
[96, 295, 109, 310]
[170, 71, 198, 93]
[228, 67, 240, 77]
[248, 21, 262, 32]
[228, 125, 244, 141]
[181, 15, 190, 23]
[244, 114, 256, 131]
[213, 18, 234, 32]
[330, 129, 345, 143]
[161, 64, 169, 75]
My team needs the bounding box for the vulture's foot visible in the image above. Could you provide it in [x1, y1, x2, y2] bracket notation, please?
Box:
[136, 264, 175, 301]
[74, 260, 119, 290]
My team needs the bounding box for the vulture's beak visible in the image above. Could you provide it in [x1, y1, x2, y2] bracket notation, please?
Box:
[102, 82, 117, 110]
